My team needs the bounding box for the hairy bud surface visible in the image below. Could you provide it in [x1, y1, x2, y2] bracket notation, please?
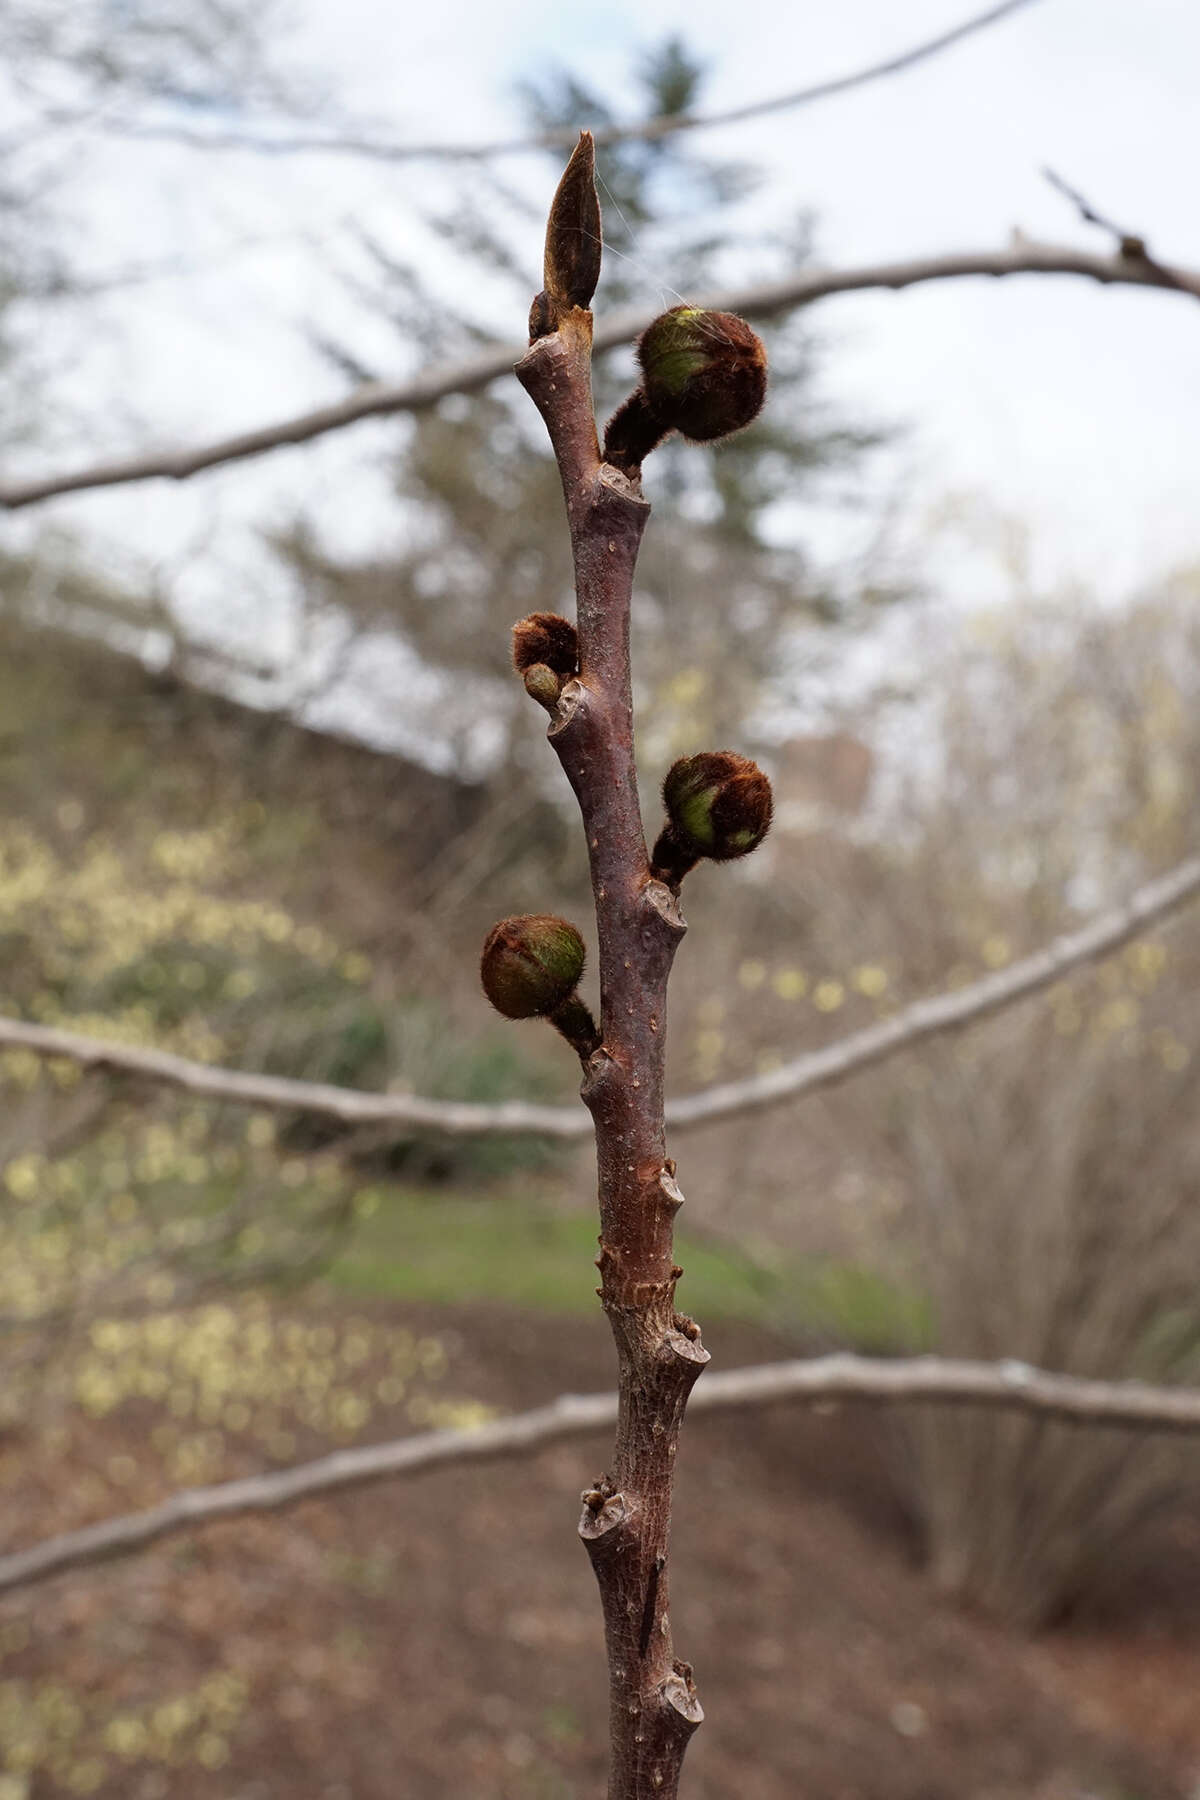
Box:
[638, 307, 767, 443]
[480, 915, 587, 1020]
[512, 612, 579, 678]
[662, 751, 773, 860]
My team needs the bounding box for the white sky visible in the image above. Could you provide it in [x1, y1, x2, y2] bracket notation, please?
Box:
[6, 0, 1200, 740]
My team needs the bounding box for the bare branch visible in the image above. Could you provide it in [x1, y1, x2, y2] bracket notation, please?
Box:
[6, 1350, 1200, 1600]
[94, 0, 1043, 165]
[1041, 168, 1191, 302]
[516, 141, 706, 1791]
[666, 852, 1200, 1127]
[1043, 166, 1143, 248]
[0, 1016, 587, 1136]
[4, 240, 1199, 511]
[2, 852, 1196, 1137]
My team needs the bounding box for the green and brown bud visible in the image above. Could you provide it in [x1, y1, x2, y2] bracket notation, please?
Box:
[480, 914, 600, 1059]
[604, 307, 767, 474]
[512, 612, 579, 679]
[664, 751, 773, 858]
[481, 914, 585, 1019]
[639, 308, 767, 442]
[521, 663, 562, 713]
[512, 613, 579, 713]
[651, 751, 773, 888]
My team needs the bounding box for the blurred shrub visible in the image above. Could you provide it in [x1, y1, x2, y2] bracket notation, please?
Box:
[0, 1295, 492, 1791]
[0, 646, 571, 1411]
[655, 580, 1200, 1627]
[852, 587, 1200, 1628]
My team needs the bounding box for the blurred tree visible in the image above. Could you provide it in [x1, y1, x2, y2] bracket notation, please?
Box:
[0, 0, 297, 450]
[268, 40, 883, 811]
[0, 615, 574, 1432]
[781, 581, 1200, 1629]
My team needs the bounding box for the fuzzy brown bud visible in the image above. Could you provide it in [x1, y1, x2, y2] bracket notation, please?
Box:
[638, 307, 766, 444]
[651, 752, 773, 887]
[480, 915, 586, 1021]
[664, 752, 773, 858]
[542, 131, 602, 317]
[511, 612, 578, 679]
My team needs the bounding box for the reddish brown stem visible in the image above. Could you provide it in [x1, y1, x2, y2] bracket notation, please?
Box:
[648, 823, 700, 892]
[548, 991, 603, 1061]
[602, 385, 671, 476]
[516, 226, 708, 1798]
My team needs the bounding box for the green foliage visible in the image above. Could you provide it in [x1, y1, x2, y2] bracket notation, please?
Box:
[330, 1183, 924, 1348]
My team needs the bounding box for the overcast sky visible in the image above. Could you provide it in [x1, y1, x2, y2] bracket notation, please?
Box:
[7, 0, 1199, 741]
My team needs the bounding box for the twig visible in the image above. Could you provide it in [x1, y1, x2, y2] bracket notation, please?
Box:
[0, 851, 1196, 1136]
[3, 241, 1199, 510]
[1042, 166, 1191, 297]
[516, 133, 704, 1795]
[1042, 166, 1143, 250]
[93, 0, 1043, 165]
[5, 1351, 1200, 1600]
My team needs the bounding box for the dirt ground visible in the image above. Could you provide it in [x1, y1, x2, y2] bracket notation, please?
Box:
[3, 1301, 1200, 1799]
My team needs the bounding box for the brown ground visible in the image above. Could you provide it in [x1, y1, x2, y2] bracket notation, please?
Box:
[3, 1302, 1200, 1799]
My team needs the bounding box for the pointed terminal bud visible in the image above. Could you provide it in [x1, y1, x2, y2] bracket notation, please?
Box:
[542, 131, 602, 318]
[651, 752, 773, 888]
[639, 307, 766, 444]
[480, 915, 601, 1060]
[512, 612, 578, 679]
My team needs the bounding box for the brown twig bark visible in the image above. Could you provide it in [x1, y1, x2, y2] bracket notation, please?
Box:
[515, 134, 706, 1797]
[0, 849, 1196, 1137]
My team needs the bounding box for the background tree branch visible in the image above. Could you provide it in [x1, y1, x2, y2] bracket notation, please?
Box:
[7, 1349, 1200, 1601]
[0, 851, 1194, 1136]
[4, 240, 1198, 510]
[91, 0, 1043, 163]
